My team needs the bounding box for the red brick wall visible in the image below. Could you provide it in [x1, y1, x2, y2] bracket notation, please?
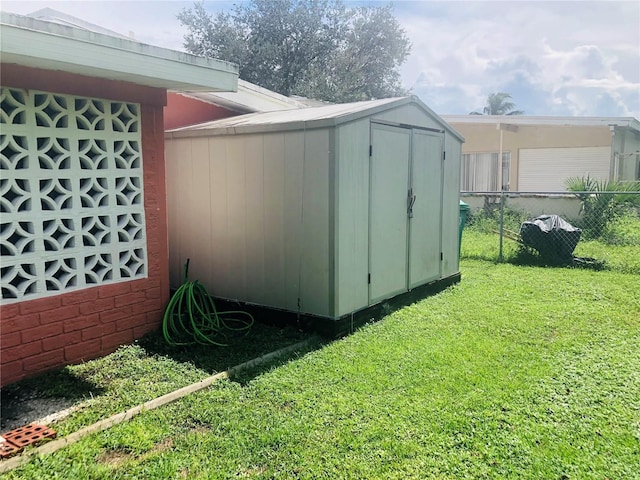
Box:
[0, 64, 170, 386]
[164, 92, 237, 130]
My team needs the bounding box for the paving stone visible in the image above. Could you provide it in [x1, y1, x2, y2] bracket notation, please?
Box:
[0, 424, 57, 459]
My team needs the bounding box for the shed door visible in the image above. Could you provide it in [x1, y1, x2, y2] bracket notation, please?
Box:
[369, 124, 411, 304]
[409, 131, 443, 287]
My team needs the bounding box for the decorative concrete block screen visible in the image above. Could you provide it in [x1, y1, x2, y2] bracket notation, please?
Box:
[1, 87, 147, 303]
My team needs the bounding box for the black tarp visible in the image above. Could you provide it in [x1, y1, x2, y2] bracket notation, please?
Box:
[519, 215, 582, 263]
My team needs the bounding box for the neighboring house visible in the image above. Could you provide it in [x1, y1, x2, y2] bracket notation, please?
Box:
[442, 115, 640, 192]
[0, 11, 238, 386]
[165, 80, 312, 130]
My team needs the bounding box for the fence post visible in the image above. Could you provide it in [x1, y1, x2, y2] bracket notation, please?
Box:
[498, 191, 505, 261]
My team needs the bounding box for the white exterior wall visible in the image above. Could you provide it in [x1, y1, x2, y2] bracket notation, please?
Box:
[166, 129, 331, 317]
[460, 194, 583, 220]
[613, 129, 640, 181]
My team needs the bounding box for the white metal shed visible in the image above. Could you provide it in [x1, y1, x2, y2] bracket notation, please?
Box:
[165, 96, 464, 332]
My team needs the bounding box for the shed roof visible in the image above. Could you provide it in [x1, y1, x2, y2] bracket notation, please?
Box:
[0, 11, 238, 93]
[167, 96, 464, 141]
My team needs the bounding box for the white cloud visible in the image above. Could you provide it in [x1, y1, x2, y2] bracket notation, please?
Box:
[398, 1, 639, 118]
[1, 0, 638, 118]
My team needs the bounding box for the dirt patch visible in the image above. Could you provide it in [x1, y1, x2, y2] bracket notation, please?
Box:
[147, 437, 174, 455]
[97, 438, 173, 467]
[238, 466, 268, 477]
[97, 450, 133, 468]
[189, 425, 212, 435]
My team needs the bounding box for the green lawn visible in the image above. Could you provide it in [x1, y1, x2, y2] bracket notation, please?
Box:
[4, 259, 640, 479]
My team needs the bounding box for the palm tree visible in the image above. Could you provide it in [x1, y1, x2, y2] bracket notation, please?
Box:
[470, 92, 524, 115]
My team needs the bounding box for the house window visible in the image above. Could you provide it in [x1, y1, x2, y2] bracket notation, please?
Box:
[461, 152, 510, 191]
[1, 87, 147, 303]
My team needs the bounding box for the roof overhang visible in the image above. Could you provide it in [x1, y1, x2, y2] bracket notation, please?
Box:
[180, 80, 312, 114]
[442, 114, 640, 134]
[0, 12, 238, 92]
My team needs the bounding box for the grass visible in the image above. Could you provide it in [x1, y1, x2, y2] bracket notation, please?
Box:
[461, 209, 640, 274]
[3, 258, 639, 479]
[1, 322, 313, 436]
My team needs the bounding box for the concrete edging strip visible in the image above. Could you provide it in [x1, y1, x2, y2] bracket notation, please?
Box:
[0, 336, 319, 474]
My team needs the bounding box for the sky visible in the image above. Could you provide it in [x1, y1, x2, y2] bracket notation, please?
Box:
[2, 0, 639, 118]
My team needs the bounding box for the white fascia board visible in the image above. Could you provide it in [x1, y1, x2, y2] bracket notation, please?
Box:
[0, 14, 238, 92]
[442, 114, 639, 130]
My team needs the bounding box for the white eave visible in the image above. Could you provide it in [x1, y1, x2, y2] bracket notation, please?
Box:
[0, 12, 238, 92]
[441, 114, 640, 133]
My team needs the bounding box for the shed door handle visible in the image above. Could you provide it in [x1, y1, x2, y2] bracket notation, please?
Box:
[408, 191, 416, 218]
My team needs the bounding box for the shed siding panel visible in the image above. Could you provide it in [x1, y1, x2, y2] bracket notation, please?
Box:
[166, 138, 186, 288]
[262, 134, 287, 307]
[208, 136, 230, 297]
[519, 146, 611, 191]
[188, 138, 214, 286]
[244, 136, 266, 304]
[299, 130, 331, 316]
[168, 132, 326, 312]
[224, 138, 248, 299]
[442, 135, 462, 277]
[335, 120, 370, 317]
[282, 132, 306, 311]
[374, 103, 444, 131]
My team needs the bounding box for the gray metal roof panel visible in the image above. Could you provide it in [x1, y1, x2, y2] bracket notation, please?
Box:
[167, 96, 464, 141]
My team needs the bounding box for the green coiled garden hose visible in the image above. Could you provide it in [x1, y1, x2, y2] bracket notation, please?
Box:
[162, 259, 254, 346]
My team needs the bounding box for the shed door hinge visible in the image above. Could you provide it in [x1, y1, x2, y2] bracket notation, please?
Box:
[443, 151, 446, 160]
[368, 273, 371, 284]
[440, 252, 443, 261]
[369, 145, 373, 157]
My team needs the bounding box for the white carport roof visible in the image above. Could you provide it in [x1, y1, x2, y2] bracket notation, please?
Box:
[179, 80, 311, 114]
[442, 115, 640, 133]
[167, 96, 464, 141]
[0, 11, 238, 93]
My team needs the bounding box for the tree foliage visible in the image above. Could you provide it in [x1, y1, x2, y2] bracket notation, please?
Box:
[179, 0, 411, 102]
[470, 92, 524, 115]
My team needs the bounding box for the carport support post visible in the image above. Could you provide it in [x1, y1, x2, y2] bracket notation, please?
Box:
[498, 190, 505, 262]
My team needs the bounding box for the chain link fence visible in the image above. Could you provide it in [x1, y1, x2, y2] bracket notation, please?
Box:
[460, 191, 640, 274]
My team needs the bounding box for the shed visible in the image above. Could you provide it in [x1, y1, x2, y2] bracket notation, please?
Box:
[165, 96, 463, 333]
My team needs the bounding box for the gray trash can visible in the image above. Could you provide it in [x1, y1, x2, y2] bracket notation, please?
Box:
[459, 200, 470, 257]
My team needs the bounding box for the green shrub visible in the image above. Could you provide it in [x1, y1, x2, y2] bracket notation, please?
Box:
[566, 176, 640, 239]
[601, 207, 640, 246]
[466, 203, 529, 234]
